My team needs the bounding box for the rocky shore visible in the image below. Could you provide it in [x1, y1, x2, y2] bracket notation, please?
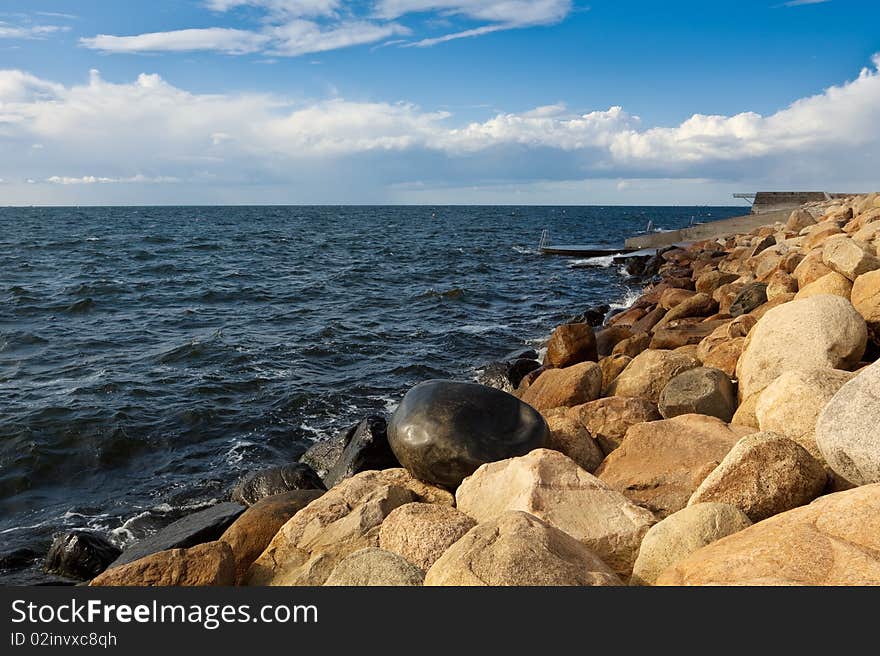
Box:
[46, 193, 880, 586]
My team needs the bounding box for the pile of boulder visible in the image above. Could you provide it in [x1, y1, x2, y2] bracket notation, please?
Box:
[72, 193, 880, 586]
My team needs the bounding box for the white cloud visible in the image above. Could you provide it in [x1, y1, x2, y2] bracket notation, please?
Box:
[80, 0, 572, 57]
[1, 55, 879, 202]
[81, 28, 271, 55]
[0, 22, 69, 40]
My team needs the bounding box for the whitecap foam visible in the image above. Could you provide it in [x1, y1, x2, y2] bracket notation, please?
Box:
[609, 287, 642, 311]
[568, 254, 618, 268]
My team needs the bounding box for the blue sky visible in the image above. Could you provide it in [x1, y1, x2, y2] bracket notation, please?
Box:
[1, 0, 878, 204]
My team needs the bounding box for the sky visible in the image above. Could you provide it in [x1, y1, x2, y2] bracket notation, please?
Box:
[0, 0, 878, 205]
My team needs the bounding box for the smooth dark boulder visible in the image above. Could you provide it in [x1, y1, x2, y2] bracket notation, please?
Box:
[729, 283, 768, 317]
[231, 462, 325, 505]
[324, 416, 400, 487]
[299, 435, 347, 479]
[388, 380, 549, 489]
[109, 502, 245, 569]
[44, 531, 121, 581]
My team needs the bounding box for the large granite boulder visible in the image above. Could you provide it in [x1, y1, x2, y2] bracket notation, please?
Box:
[245, 469, 450, 586]
[851, 269, 880, 342]
[44, 531, 121, 581]
[219, 489, 324, 583]
[109, 502, 245, 569]
[598, 354, 632, 394]
[816, 360, 880, 485]
[379, 503, 476, 572]
[596, 414, 754, 518]
[569, 396, 661, 455]
[424, 511, 622, 586]
[91, 541, 235, 587]
[630, 503, 751, 586]
[520, 362, 604, 410]
[755, 368, 855, 460]
[231, 463, 325, 505]
[606, 349, 700, 403]
[786, 208, 816, 232]
[658, 367, 736, 422]
[544, 322, 597, 367]
[794, 271, 853, 300]
[456, 449, 655, 576]
[822, 235, 880, 281]
[388, 380, 548, 489]
[324, 548, 424, 586]
[688, 432, 826, 521]
[735, 295, 866, 400]
[657, 484, 880, 585]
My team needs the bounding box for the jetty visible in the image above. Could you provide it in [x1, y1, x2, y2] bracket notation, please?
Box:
[538, 230, 638, 257]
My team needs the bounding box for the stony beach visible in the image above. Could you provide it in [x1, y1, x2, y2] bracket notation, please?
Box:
[45, 193, 880, 586]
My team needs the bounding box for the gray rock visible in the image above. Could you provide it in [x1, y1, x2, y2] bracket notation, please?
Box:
[231, 462, 325, 505]
[44, 531, 121, 581]
[816, 360, 880, 485]
[109, 502, 245, 569]
[659, 367, 737, 422]
[729, 282, 768, 317]
[388, 380, 549, 489]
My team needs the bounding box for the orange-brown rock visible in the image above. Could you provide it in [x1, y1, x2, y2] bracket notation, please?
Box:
[596, 414, 754, 518]
[598, 354, 631, 395]
[595, 325, 634, 357]
[569, 396, 661, 455]
[606, 349, 700, 403]
[544, 322, 598, 367]
[90, 542, 235, 587]
[611, 331, 651, 358]
[521, 361, 603, 410]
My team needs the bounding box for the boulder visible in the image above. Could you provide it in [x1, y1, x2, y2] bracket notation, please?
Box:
[606, 349, 700, 403]
[596, 414, 754, 518]
[695, 271, 739, 295]
[659, 288, 695, 309]
[544, 323, 597, 367]
[324, 548, 424, 586]
[219, 489, 325, 584]
[656, 484, 880, 585]
[804, 223, 843, 250]
[520, 362, 603, 411]
[109, 502, 245, 569]
[595, 326, 634, 357]
[598, 354, 631, 394]
[793, 249, 833, 287]
[379, 503, 476, 572]
[456, 449, 655, 576]
[794, 271, 853, 300]
[822, 236, 880, 281]
[507, 358, 542, 389]
[323, 416, 400, 487]
[765, 271, 799, 301]
[543, 412, 604, 472]
[649, 319, 726, 350]
[735, 295, 866, 400]
[656, 293, 717, 327]
[688, 432, 826, 521]
[611, 332, 651, 358]
[630, 503, 751, 586]
[728, 282, 767, 317]
[816, 360, 880, 486]
[231, 463, 325, 505]
[388, 380, 549, 489]
[786, 208, 816, 232]
[91, 541, 235, 587]
[630, 306, 667, 333]
[245, 471, 419, 586]
[569, 396, 661, 455]
[424, 512, 622, 586]
[755, 368, 855, 459]
[569, 304, 610, 326]
[851, 269, 880, 341]
[658, 367, 736, 422]
[695, 315, 755, 377]
[44, 531, 121, 581]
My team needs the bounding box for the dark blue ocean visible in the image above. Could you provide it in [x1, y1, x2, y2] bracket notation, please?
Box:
[0, 205, 744, 583]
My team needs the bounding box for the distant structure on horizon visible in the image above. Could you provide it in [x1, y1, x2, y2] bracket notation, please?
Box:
[733, 191, 859, 215]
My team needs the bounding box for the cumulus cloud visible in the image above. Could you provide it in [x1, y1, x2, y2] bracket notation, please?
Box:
[1, 55, 879, 201]
[80, 0, 572, 56]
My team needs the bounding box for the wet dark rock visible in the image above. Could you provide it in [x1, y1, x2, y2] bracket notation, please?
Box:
[44, 531, 121, 581]
[109, 502, 245, 569]
[729, 283, 768, 317]
[478, 358, 541, 393]
[506, 348, 539, 361]
[569, 304, 610, 327]
[508, 358, 542, 389]
[1, 547, 40, 571]
[231, 462, 326, 506]
[324, 416, 400, 487]
[299, 435, 347, 479]
[388, 380, 549, 489]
